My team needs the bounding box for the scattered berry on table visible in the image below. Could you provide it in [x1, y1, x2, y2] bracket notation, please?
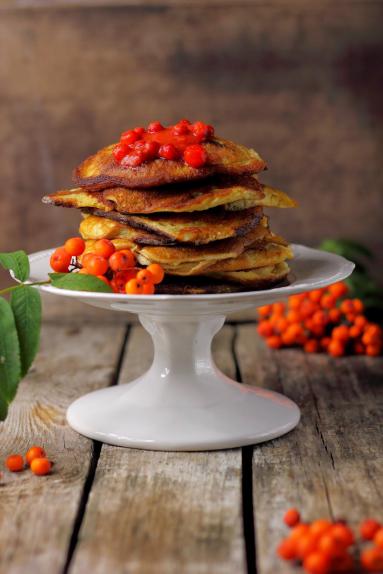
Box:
[277, 538, 297, 560]
[277, 509, 383, 573]
[360, 519, 381, 541]
[5, 454, 24, 472]
[30, 457, 52, 476]
[257, 282, 382, 357]
[284, 508, 301, 528]
[361, 546, 383, 572]
[374, 528, 383, 550]
[25, 446, 46, 466]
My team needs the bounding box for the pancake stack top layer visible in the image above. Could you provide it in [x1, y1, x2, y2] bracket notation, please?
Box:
[43, 120, 297, 294]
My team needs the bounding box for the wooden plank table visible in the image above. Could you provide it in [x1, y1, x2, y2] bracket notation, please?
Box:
[1, 310, 382, 574]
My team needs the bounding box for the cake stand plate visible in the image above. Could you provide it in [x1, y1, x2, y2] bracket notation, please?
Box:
[29, 245, 354, 451]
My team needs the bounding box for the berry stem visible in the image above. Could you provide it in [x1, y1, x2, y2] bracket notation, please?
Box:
[0, 280, 50, 296]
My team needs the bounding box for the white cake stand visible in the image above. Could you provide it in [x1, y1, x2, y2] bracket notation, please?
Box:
[29, 245, 353, 451]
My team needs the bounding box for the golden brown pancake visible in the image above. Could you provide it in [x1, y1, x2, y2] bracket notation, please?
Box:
[73, 138, 266, 190]
[79, 214, 170, 246]
[80, 227, 263, 275]
[156, 281, 245, 294]
[42, 178, 296, 214]
[80, 222, 289, 276]
[206, 262, 290, 286]
[79, 207, 262, 245]
[205, 243, 293, 272]
[155, 267, 289, 294]
[79, 213, 287, 249]
[119, 228, 260, 268]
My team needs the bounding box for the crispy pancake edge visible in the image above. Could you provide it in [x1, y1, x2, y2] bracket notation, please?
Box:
[156, 271, 289, 294]
[79, 207, 262, 245]
[42, 180, 296, 215]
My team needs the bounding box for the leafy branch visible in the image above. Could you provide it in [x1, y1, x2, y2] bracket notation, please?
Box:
[319, 239, 383, 320]
[0, 250, 112, 420]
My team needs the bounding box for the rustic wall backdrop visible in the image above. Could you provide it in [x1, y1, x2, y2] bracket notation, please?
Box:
[1, 0, 382, 289]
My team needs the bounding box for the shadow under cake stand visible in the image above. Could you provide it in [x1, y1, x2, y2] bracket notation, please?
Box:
[29, 245, 354, 451]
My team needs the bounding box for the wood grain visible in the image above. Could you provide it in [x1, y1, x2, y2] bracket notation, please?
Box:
[0, 323, 127, 574]
[235, 325, 383, 574]
[69, 325, 246, 574]
[1, 317, 382, 573]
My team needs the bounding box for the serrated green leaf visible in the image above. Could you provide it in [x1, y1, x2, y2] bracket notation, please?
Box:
[346, 273, 383, 297]
[49, 272, 113, 293]
[0, 298, 21, 420]
[319, 239, 373, 262]
[10, 286, 42, 377]
[0, 250, 30, 282]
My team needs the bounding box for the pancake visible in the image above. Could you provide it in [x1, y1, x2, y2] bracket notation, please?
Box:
[119, 228, 260, 268]
[160, 242, 291, 277]
[79, 207, 262, 245]
[80, 224, 274, 276]
[79, 214, 171, 246]
[73, 137, 266, 190]
[204, 243, 293, 272]
[206, 262, 290, 286]
[42, 178, 296, 214]
[156, 278, 245, 294]
[155, 265, 289, 294]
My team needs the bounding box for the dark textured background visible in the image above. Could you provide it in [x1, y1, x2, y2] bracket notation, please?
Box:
[1, 0, 382, 289]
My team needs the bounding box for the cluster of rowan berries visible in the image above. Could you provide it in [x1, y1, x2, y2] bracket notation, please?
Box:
[50, 237, 165, 294]
[5, 446, 51, 476]
[278, 508, 383, 573]
[257, 282, 382, 357]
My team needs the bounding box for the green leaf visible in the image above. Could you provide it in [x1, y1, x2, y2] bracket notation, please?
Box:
[10, 286, 42, 377]
[49, 272, 113, 293]
[0, 250, 30, 282]
[346, 273, 383, 297]
[319, 239, 373, 262]
[0, 298, 21, 420]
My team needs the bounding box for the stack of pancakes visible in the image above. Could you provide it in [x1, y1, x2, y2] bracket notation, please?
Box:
[43, 134, 296, 294]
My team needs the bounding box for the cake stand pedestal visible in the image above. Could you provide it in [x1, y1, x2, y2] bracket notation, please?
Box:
[28, 244, 354, 451]
[67, 313, 300, 450]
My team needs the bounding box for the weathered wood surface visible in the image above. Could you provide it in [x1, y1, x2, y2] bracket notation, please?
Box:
[235, 325, 383, 574]
[70, 325, 246, 574]
[0, 319, 382, 574]
[0, 323, 127, 574]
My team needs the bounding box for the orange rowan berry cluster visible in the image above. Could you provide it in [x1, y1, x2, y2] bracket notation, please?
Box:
[50, 237, 165, 294]
[257, 282, 382, 357]
[360, 519, 383, 572]
[5, 446, 52, 476]
[278, 509, 383, 573]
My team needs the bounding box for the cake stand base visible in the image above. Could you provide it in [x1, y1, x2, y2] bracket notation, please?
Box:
[67, 314, 300, 451]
